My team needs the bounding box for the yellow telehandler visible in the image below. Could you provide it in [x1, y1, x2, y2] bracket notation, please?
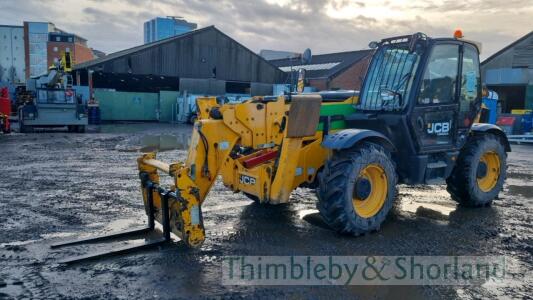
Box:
[52, 32, 510, 264]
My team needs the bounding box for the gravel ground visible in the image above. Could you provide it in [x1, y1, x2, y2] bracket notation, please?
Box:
[0, 124, 531, 299]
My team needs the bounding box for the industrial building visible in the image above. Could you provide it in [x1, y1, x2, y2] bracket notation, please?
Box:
[0, 25, 25, 84]
[269, 50, 372, 91]
[481, 31, 533, 113]
[73, 26, 285, 122]
[144, 16, 197, 44]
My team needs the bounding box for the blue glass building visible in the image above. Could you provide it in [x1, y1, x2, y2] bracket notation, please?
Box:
[144, 17, 197, 44]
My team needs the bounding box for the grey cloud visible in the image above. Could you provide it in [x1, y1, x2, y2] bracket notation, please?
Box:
[0, 0, 530, 59]
[407, 0, 530, 12]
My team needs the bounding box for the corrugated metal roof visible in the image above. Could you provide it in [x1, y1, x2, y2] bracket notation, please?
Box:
[269, 49, 372, 79]
[73, 26, 283, 73]
[482, 31, 533, 66]
[73, 26, 216, 70]
[72, 26, 285, 84]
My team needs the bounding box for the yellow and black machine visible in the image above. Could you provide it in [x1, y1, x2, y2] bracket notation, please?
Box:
[53, 32, 511, 264]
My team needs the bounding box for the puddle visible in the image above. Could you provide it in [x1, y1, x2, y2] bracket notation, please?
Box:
[0, 281, 25, 298]
[0, 239, 40, 248]
[298, 209, 319, 219]
[139, 134, 191, 152]
[506, 185, 533, 198]
[116, 133, 191, 152]
[299, 209, 332, 230]
[0, 231, 79, 248]
[202, 200, 251, 213]
[507, 172, 533, 181]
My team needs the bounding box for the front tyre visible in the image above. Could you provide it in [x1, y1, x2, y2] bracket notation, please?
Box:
[317, 143, 397, 235]
[446, 134, 507, 207]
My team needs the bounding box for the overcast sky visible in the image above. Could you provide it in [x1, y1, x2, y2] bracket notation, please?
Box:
[1, 0, 531, 60]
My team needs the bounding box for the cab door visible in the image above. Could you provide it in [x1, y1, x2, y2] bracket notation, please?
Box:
[410, 43, 460, 152]
[456, 44, 482, 147]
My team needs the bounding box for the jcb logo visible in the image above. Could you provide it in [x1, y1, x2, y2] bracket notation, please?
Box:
[239, 174, 256, 185]
[427, 121, 451, 136]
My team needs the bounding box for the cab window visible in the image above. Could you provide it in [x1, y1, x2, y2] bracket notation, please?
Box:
[418, 44, 460, 105]
[459, 45, 480, 125]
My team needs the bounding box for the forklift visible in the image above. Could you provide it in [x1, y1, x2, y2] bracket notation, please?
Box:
[52, 31, 510, 264]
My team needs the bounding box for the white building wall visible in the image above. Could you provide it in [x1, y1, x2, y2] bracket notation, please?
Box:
[0, 26, 25, 83]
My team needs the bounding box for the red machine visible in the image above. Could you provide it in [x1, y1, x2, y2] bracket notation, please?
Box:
[0, 87, 11, 133]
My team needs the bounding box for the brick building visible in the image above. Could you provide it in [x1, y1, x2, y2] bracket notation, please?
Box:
[23, 21, 94, 78]
[47, 32, 94, 67]
[269, 50, 372, 91]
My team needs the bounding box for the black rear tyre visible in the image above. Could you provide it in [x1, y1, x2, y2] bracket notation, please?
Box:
[446, 134, 507, 207]
[317, 143, 397, 236]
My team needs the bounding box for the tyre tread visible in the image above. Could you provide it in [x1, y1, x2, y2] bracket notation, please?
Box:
[317, 143, 397, 236]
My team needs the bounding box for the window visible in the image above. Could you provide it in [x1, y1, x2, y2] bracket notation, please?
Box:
[418, 44, 459, 104]
[459, 45, 480, 125]
[359, 45, 421, 110]
[56, 36, 60, 42]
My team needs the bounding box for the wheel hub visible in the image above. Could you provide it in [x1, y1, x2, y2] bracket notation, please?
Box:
[476, 151, 501, 192]
[355, 178, 372, 200]
[352, 164, 388, 218]
[477, 161, 488, 179]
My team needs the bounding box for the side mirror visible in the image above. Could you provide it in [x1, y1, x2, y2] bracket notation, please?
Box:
[379, 88, 402, 108]
[380, 88, 396, 101]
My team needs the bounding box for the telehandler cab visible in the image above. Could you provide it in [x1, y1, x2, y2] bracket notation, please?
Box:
[53, 32, 510, 264]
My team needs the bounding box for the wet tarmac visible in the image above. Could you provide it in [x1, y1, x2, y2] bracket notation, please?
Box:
[0, 124, 531, 299]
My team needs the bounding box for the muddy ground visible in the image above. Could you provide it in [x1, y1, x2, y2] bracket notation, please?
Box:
[0, 124, 531, 299]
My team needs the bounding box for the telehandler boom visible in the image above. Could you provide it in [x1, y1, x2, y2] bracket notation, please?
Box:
[53, 32, 510, 264]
